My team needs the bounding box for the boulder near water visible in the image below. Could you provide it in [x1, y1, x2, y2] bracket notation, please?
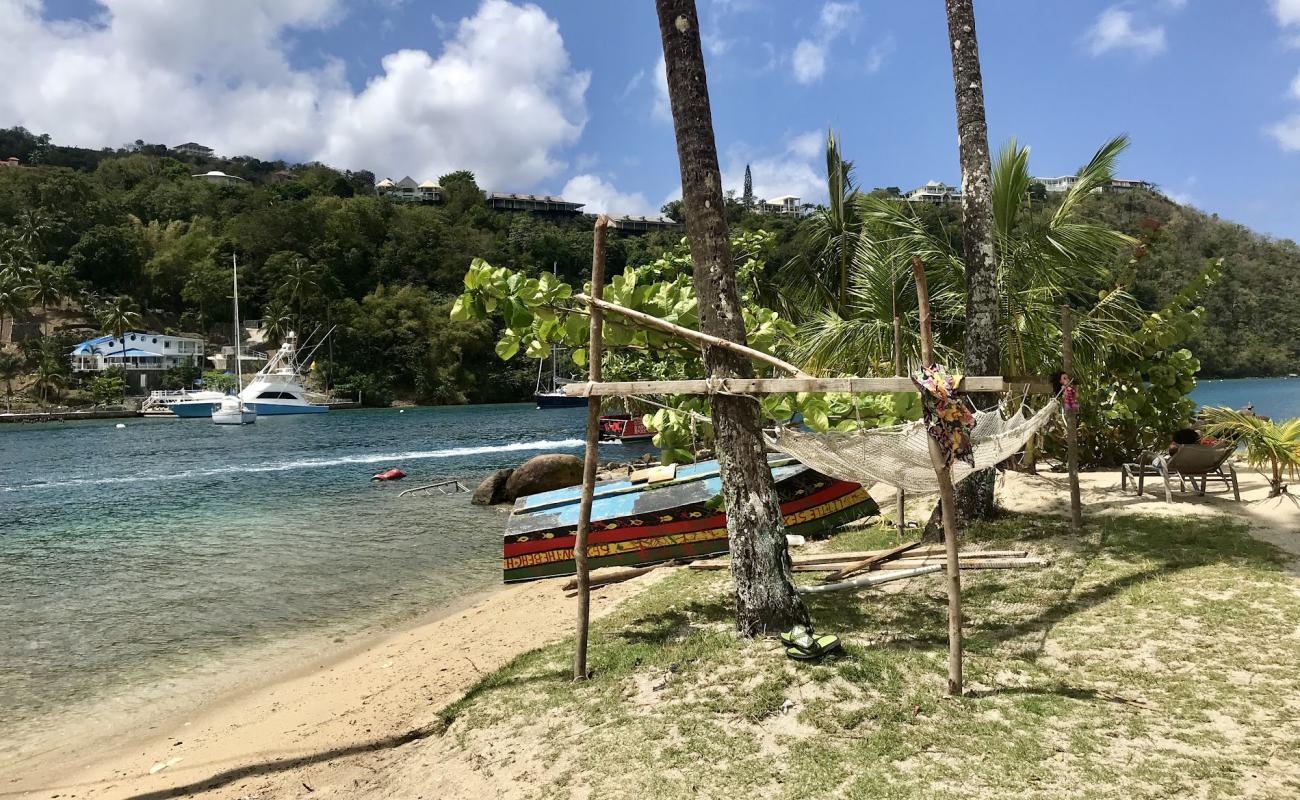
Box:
[471, 468, 514, 506]
[504, 454, 584, 500]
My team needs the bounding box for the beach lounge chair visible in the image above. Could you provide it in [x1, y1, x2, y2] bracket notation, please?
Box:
[1122, 443, 1240, 502]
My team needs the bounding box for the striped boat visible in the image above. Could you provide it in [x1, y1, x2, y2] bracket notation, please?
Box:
[502, 456, 878, 583]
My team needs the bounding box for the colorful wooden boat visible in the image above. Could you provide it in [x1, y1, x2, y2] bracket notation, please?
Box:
[502, 456, 878, 582]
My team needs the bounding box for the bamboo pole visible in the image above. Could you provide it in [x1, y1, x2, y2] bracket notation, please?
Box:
[573, 293, 809, 378]
[798, 564, 942, 594]
[1061, 306, 1083, 531]
[573, 215, 609, 681]
[912, 256, 964, 696]
[561, 375, 1035, 397]
[893, 314, 907, 537]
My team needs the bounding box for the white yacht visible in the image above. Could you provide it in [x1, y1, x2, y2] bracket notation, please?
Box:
[140, 388, 227, 417]
[237, 335, 328, 415]
[170, 331, 330, 418]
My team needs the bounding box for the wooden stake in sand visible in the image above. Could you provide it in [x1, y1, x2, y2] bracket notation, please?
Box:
[1061, 306, 1083, 532]
[573, 215, 609, 681]
[913, 256, 965, 696]
[894, 314, 907, 537]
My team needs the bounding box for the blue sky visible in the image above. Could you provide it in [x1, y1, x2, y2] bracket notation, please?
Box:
[7, 1, 1300, 240]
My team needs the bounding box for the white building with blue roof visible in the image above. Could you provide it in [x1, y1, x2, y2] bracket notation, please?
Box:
[71, 331, 206, 392]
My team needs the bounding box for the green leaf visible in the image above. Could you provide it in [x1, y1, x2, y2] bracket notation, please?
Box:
[495, 337, 520, 361]
[572, 348, 587, 368]
[449, 295, 470, 321]
[525, 339, 547, 359]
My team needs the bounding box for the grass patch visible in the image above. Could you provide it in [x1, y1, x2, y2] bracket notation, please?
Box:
[435, 512, 1300, 799]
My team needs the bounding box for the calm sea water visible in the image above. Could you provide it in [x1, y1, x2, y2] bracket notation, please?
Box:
[0, 404, 651, 763]
[1191, 376, 1300, 420]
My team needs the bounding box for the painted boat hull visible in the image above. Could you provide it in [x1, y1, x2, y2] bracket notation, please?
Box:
[502, 457, 878, 583]
[535, 392, 585, 409]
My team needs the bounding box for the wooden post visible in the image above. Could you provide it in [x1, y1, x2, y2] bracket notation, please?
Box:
[893, 314, 906, 538]
[574, 215, 609, 681]
[1061, 306, 1082, 531]
[912, 257, 964, 696]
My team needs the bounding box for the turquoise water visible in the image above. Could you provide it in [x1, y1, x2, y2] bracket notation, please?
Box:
[0, 404, 651, 762]
[1191, 377, 1300, 420]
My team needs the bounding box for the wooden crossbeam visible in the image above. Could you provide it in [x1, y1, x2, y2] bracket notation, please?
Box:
[561, 376, 1050, 398]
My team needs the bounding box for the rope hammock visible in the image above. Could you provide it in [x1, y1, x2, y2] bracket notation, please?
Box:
[765, 398, 1062, 494]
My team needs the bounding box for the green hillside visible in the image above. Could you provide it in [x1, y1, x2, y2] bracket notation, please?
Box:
[0, 127, 1295, 410]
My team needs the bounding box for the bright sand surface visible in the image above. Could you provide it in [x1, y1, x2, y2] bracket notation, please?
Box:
[3, 468, 1296, 799]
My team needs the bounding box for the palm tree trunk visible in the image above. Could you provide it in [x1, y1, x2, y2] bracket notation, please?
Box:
[655, 0, 807, 636]
[946, 0, 1000, 522]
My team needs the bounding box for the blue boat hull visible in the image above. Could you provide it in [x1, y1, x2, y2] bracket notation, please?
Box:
[246, 402, 329, 415]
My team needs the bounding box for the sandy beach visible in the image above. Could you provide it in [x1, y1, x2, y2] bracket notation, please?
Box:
[4, 467, 1296, 800]
[1, 568, 671, 800]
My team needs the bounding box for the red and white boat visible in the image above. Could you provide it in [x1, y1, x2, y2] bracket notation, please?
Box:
[598, 413, 654, 442]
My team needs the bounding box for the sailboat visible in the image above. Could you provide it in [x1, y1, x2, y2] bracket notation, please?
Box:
[212, 254, 257, 425]
[534, 345, 585, 409]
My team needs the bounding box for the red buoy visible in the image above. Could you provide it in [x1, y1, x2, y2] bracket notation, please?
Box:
[371, 467, 407, 481]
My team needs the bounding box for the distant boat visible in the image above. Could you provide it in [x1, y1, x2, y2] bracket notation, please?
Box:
[213, 254, 255, 426]
[501, 456, 879, 583]
[140, 388, 226, 417]
[598, 413, 653, 442]
[534, 346, 585, 408]
[171, 332, 328, 417]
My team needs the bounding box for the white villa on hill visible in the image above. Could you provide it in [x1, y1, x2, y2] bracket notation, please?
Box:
[376, 177, 442, 203]
[756, 195, 805, 216]
[71, 332, 206, 393]
[904, 181, 963, 205]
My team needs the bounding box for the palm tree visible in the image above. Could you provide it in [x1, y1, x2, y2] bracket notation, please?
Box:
[23, 263, 71, 336]
[0, 350, 22, 410]
[281, 257, 322, 333]
[1202, 407, 1300, 498]
[32, 349, 68, 405]
[262, 301, 294, 347]
[796, 136, 1142, 382]
[782, 130, 858, 317]
[0, 273, 29, 346]
[656, 0, 808, 638]
[944, 0, 1001, 520]
[96, 296, 143, 403]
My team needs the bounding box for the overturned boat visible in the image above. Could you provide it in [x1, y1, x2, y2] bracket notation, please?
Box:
[502, 456, 878, 583]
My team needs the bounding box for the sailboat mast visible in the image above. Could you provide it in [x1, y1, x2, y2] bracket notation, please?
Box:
[232, 254, 243, 390]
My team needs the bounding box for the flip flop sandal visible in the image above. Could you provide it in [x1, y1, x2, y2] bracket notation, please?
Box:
[780, 626, 818, 654]
[783, 633, 842, 661]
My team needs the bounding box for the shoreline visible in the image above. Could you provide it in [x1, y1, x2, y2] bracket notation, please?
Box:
[1, 566, 669, 799]
[0, 578, 502, 771]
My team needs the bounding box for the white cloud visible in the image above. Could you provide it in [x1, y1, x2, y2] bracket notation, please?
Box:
[1162, 0, 1188, 9]
[1274, 0, 1300, 26]
[652, 54, 671, 120]
[561, 174, 656, 216]
[790, 1, 860, 85]
[1290, 68, 1300, 99]
[1084, 7, 1167, 57]
[620, 68, 646, 100]
[0, 0, 589, 190]
[865, 35, 896, 74]
[792, 40, 828, 84]
[1267, 114, 1300, 150]
[722, 130, 826, 205]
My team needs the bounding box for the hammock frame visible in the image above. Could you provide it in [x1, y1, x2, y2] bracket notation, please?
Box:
[568, 224, 1083, 698]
